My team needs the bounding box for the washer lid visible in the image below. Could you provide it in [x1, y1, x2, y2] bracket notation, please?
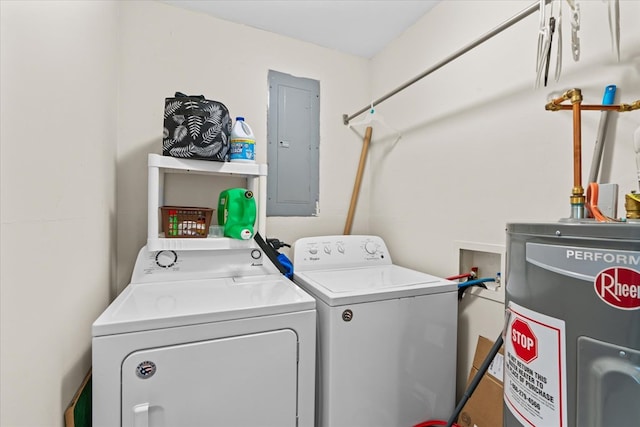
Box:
[92, 275, 315, 336]
[293, 265, 456, 306]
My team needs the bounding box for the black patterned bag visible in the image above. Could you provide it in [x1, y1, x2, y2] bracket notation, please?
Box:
[162, 92, 232, 161]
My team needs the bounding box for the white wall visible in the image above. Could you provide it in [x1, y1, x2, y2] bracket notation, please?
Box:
[0, 1, 369, 424]
[115, 1, 371, 291]
[2, 1, 638, 425]
[0, 1, 118, 426]
[368, 0, 640, 396]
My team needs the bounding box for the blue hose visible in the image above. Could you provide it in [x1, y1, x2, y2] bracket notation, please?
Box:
[458, 277, 495, 288]
[277, 253, 294, 279]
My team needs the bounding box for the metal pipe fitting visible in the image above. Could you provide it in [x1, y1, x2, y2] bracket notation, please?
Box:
[569, 88, 583, 104]
[620, 100, 640, 112]
[625, 193, 640, 219]
[570, 187, 586, 219]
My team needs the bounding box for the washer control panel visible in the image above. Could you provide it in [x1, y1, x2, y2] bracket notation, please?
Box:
[293, 235, 392, 271]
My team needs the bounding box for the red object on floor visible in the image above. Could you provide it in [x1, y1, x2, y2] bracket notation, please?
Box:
[413, 420, 462, 427]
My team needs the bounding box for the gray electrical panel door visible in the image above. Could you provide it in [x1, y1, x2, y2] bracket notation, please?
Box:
[267, 70, 319, 216]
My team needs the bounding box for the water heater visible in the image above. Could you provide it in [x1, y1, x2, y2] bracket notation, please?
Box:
[503, 222, 639, 427]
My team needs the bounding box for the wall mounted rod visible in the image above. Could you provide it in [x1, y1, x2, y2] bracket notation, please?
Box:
[342, 0, 550, 125]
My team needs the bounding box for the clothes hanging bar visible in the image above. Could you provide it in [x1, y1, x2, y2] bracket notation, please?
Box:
[342, 0, 551, 125]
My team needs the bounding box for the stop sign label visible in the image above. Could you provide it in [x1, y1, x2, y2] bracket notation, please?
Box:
[511, 318, 538, 363]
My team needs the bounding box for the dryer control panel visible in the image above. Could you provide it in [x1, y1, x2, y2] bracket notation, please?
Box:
[293, 235, 392, 271]
[130, 246, 280, 283]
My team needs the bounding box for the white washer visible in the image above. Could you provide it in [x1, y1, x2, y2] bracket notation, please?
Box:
[293, 235, 458, 427]
[92, 246, 316, 427]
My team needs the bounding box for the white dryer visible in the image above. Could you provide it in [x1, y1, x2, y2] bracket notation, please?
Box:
[92, 246, 316, 427]
[293, 235, 458, 427]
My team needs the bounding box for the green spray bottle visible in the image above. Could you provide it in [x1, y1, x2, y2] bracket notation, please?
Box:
[217, 188, 256, 240]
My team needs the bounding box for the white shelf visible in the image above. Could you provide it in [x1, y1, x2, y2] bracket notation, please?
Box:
[147, 236, 258, 252]
[147, 153, 268, 251]
[148, 153, 267, 177]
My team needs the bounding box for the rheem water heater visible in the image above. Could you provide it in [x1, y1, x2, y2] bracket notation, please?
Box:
[504, 222, 639, 427]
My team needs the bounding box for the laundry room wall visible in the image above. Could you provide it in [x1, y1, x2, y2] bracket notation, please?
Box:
[0, 1, 118, 426]
[2, 2, 636, 425]
[116, 1, 372, 292]
[367, 0, 640, 397]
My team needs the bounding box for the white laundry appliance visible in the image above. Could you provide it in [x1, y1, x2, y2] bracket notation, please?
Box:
[92, 246, 316, 427]
[292, 235, 458, 427]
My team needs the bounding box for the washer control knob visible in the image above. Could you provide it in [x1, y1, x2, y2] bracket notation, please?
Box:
[337, 243, 345, 254]
[308, 247, 318, 255]
[251, 249, 262, 259]
[155, 250, 177, 268]
[324, 245, 331, 254]
[364, 241, 377, 254]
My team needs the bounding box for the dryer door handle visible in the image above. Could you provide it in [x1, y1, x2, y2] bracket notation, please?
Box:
[133, 403, 149, 427]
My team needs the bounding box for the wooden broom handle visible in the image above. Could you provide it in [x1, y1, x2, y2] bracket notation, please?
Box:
[344, 126, 373, 235]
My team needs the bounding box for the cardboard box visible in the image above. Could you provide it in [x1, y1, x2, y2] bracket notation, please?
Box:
[457, 336, 504, 427]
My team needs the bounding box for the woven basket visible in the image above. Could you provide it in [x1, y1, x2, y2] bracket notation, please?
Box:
[160, 206, 214, 238]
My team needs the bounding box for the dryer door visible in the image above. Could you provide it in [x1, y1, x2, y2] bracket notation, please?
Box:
[121, 329, 298, 427]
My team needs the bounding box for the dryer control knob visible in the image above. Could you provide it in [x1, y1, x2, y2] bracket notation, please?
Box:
[364, 241, 377, 254]
[155, 250, 177, 268]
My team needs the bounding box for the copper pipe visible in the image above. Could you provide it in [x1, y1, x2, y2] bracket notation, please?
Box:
[545, 102, 640, 112]
[344, 126, 373, 235]
[546, 89, 639, 219]
[547, 89, 573, 108]
[571, 90, 583, 188]
[571, 89, 584, 204]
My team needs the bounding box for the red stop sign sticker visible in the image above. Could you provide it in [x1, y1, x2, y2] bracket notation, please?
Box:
[511, 318, 538, 363]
